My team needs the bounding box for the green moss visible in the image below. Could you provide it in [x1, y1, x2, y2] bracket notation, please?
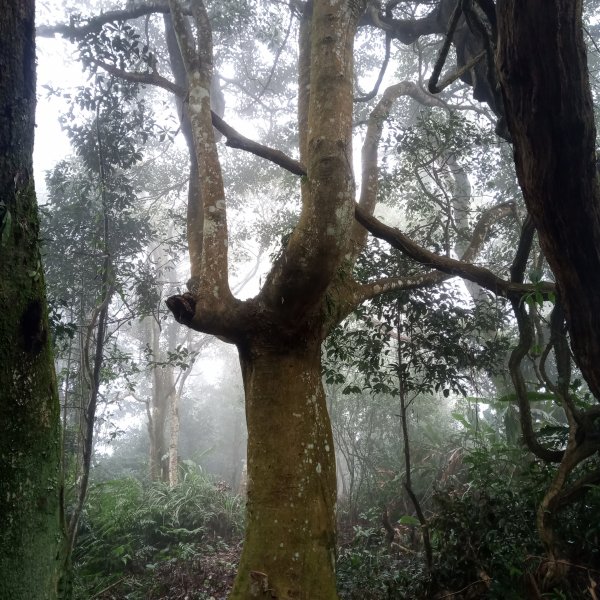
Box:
[0, 157, 63, 600]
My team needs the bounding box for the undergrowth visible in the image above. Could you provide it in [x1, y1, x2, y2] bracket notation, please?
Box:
[73, 462, 243, 599]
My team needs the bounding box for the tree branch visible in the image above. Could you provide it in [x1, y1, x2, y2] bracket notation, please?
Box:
[211, 114, 306, 176]
[168, 0, 198, 71]
[354, 269, 452, 304]
[354, 202, 555, 302]
[91, 58, 185, 97]
[354, 32, 392, 103]
[557, 468, 600, 508]
[350, 80, 447, 263]
[509, 299, 565, 463]
[37, 3, 176, 38]
[91, 54, 306, 179]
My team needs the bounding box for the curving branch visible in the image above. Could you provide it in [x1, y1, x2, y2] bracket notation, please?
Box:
[89, 58, 307, 179]
[37, 3, 176, 38]
[361, 0, 505, 132]
[91, 57, 185, 97]
[509, 299, 565, 463]
[354, 32, 392, 103]
[350, 80, 447, 262]
[354, 201, 555, 303]
[556, 469, 600, 508]
[509, 214, 535, 283]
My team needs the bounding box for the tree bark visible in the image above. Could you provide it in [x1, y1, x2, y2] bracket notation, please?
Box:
[167, 387, 180, 488]
[496, 0, 600, 400]
[0, 0, 63, 596]
[148, 317, 172, 482]
[230, 341, 337, 600]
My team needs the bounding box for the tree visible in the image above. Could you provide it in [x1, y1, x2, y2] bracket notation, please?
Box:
[0, 0, 62, 596]
[157, 3, 511, 597]
[496, 0, 600, 400]
[38, 0, 600, 597]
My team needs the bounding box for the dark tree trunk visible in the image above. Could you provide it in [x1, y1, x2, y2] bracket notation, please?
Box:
[496, 0, 600, 400]
[0, 0, 63, 596]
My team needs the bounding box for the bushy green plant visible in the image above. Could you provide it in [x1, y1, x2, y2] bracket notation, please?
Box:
[429, 441, 599, 599]
[430, 484, 540, 598]
[337, 534, 429, 599]
[73, 464, 243, 599]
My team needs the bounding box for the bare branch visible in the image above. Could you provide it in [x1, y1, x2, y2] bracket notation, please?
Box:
[509, 299, 565, 463]
[354, 33, 392, 103]
[354, 269, 452, 303]
[37, 3, 176, 38]
[91, 58, 185, 97]
[89, 59, 306, 176]
[211, 114, 306, 176]
[350, 81, 446, 262]
[354, 201, 555, 302]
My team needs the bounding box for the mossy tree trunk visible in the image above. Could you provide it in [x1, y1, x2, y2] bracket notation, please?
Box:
[230, 339, 337, 599]
[0, 0, 63, 597]
[164, 1, 366, 595]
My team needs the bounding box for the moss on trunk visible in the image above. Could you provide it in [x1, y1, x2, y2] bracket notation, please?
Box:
[229, 342, 338, 600]
[0, 0, 63, 596]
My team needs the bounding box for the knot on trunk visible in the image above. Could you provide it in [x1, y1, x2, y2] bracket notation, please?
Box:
[166, 292, 196, 326]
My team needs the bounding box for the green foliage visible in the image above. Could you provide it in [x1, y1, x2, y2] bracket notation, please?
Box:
[337, 539, 429, 599]
[326, 283, 510, 399]
[430, 441, 546, 599]
[73, 464, 243, 599]
[429, 425, 600, 599]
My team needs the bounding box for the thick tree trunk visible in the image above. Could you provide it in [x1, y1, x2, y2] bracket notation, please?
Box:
[496, 0, 600, 400]
[230, 341, 338, 600]
[0, 0, 62, 596]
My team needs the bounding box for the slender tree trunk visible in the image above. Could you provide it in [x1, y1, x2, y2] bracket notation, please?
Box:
[148, 317, 170, 482]
[230, 341, 337, 600]
[396, 309, 432, 571]
[0, 0, 62, 596]
[167, 388, 180, 488]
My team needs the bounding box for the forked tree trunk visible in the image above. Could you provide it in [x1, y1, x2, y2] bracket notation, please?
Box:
[162, 1, 365, 596]
[230, 341, 337, 600]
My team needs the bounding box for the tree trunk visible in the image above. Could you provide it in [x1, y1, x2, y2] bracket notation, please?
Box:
[230, 341, 337, 600]
[161, 2, 365, 596]
[167, 388, 180, 488]
[148, 317, 171, 482]
[496, 0, 600, 400]
[0, 0, 63, 596]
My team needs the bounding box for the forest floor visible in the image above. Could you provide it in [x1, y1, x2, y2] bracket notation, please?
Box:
[95, 543, 240, 600]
